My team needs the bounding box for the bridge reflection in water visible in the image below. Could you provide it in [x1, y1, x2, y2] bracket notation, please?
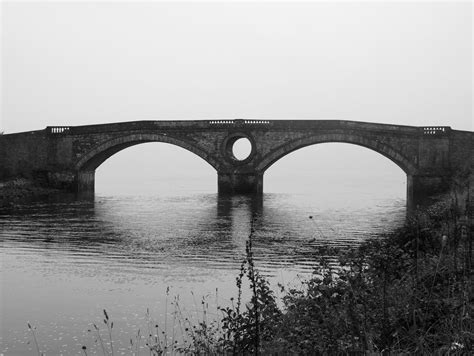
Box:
[1, 188, 406, 275]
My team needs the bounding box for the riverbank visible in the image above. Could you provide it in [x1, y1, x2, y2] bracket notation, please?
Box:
[0, 178, 61, 208]
[172, 195, 473, 354]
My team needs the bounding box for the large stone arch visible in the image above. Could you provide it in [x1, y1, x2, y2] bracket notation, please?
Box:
[76, 133, 220, 171]
[75, 133, 219, 192]
[257, 133, 418, 175]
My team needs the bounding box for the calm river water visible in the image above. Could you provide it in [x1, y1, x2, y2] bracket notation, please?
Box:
[1, 169, 406, 355]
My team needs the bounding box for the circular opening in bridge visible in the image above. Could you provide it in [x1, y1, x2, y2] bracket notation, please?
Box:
[232, 138, 252, 161]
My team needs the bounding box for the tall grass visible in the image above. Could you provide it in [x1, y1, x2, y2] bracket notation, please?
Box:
[27, 322, 43, 356]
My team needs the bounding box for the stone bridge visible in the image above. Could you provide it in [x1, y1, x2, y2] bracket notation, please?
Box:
[1, 120, 472, 208]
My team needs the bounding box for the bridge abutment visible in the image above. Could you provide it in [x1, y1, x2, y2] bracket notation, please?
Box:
[217, 172, 263, 195]
[407, 174, 450, 210]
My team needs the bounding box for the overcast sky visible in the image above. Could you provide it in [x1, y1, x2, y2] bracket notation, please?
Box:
[1, 1, 472, 133]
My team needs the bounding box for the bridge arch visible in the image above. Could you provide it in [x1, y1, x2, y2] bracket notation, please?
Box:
[256, 133, 418, 176]
[75, 133, 220, 172]
[74, 133, 220, 192]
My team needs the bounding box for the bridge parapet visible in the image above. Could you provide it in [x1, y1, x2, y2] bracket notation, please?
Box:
[256, 120, 424, 135]
[41, 120, 451, 137]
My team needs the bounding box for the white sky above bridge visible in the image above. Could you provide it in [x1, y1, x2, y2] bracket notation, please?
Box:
[0, 1, 472, 190]
[1, 1, 472, 133]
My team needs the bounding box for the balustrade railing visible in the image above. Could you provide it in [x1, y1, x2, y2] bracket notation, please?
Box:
[47, 126, 71, 134]
[209, 119, 270, 125]
[209, 120, 235, 124]
[422, 127, 450, 135]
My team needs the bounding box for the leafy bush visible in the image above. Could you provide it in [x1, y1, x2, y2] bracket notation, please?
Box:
[194, 198, 474, 354]
[271, 199, 473, 354]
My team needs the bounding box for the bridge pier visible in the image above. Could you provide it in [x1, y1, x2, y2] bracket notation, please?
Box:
[77, 171, 95, 193]
[217, 172, 263, 195]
